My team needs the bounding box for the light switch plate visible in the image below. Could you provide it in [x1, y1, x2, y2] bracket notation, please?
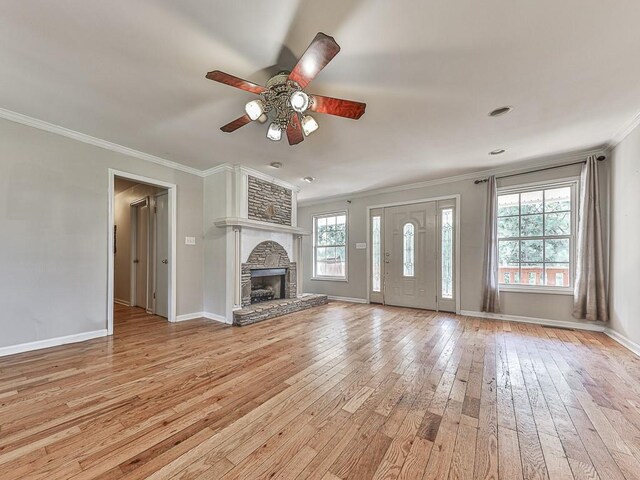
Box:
[185, 236, 196, 245]
[355, 242, 367, 250]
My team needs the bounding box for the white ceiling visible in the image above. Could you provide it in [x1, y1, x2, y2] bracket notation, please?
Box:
[1, 1, 640, 200]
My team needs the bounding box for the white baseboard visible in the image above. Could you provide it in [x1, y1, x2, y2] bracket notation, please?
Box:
[174, 312, 231, 325]
[604, 328, 640, 357]
[327, 295, 368, 304]
[174, 312, 205, 322]
[0, 329, 108, 358]
[460, 310, 605, 332]
[204, 312, 232, 324]
[114, 298, 130, 306]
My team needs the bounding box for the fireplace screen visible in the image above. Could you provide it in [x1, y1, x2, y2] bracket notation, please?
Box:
[250, 268, 287, 304]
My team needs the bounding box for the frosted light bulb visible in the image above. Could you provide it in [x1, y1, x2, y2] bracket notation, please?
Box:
[301, 115, 319, 136]
[244, 100, 265, 121]
[290, 91, 310, 113]
[266, 122, 282, 141]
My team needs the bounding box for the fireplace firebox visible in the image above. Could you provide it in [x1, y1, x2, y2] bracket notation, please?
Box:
[250, 268, 287, 304]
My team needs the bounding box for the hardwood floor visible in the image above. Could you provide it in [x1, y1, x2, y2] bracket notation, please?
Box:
[1, 303, 640, 479]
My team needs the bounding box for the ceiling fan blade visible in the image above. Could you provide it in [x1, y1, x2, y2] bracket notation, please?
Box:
[286, 114, 304, 145]
[288, 33, 340, 89]
[206, 70, 266, 95]
[309, 95, 366, 120]
[220, 114, 252, 133]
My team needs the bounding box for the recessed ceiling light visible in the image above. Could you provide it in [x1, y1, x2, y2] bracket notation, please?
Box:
[269, 162, 283, 169]
[303, 176, 315, 183]
[489, 149, 506, 155]
[489, 106, 512, 117]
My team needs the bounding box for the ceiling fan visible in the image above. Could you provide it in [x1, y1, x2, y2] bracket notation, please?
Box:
[206, 32, 366, 145]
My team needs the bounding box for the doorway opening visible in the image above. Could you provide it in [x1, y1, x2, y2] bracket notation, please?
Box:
[108, 170, 177, 334]
[368, 196, 460, 313]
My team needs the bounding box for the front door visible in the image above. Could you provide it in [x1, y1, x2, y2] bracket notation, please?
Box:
[383, 202, 437, 309]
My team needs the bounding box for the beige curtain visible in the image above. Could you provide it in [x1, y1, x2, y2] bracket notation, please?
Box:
[573, 156, 608, 321]
[482, 176, 501, 313]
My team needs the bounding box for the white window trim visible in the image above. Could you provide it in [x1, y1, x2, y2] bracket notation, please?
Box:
[311, 210, 348, 282]
[497, 177, 579, 295]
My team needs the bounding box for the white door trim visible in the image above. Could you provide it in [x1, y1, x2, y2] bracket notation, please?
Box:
[108, 169, 177, 335]
[366, 194, 461, 314]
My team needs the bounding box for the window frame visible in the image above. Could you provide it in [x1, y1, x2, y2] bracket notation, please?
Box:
[497, 178, 578, 295]
[311, 210, 349, 282]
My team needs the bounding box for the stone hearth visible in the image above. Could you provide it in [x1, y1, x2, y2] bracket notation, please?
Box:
[233, 294, 328, 326]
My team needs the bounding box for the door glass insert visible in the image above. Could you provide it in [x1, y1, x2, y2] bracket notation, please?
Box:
[441, 208, 453, 299]
[403, 222, 415, 277]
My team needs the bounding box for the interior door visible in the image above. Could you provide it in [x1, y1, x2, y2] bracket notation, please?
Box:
[133, 200, 149, 309]
[384, 202, 437, 309]
[154, 192, 169, 318]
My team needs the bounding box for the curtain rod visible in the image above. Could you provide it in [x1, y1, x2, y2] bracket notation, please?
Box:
[474, 155, 606, 184]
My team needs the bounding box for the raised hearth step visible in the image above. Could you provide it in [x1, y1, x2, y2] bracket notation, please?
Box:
[233, 294, 328, 326]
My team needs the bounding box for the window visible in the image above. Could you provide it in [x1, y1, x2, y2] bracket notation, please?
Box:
[403, 223, 415, 277]
[313, 212, 347, 280]
[441, 208, 453, 299]
[497, 182, 575, 290]
[372, 216, 381, 292]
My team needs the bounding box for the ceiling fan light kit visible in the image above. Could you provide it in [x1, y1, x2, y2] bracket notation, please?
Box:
[206, 32, 366, 146]
[266, 122, 282, 141]
[301, 115, 319, 136]
[244, 100, 265, 121]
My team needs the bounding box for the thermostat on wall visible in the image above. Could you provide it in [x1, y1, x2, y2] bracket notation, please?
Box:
[355, 242, 367, 250]
[185, 237, 196, 245]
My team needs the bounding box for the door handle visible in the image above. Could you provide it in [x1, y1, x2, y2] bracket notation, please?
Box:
[133, 259, 139, 264]
[162, 259, 168, 264]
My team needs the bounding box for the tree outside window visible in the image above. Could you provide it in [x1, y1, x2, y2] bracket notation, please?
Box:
[313, 212, 347, 279]
[497, 184, 574, 289]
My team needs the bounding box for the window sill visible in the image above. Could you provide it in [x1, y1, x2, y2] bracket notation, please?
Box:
[311, 277, 349, 283]
[500, 286, 574, 296]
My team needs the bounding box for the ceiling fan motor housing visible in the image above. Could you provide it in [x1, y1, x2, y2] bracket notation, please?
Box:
[261, 72, 310, 129]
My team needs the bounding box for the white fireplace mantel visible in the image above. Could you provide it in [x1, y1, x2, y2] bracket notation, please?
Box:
[213, 217, 310, 236]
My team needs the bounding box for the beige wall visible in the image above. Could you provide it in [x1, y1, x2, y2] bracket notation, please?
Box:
[0, 118, 204, 348]
[299, 160, 609, 324]
[113, 183, 165, 305]
[203, 170, 231, 319]
[610, 123, 640, 346]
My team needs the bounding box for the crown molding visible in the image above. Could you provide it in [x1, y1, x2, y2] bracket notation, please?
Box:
[607, 109, 640, 151]
[0, 106, 619, 197]
[298, 147, 606, 207]
[0, 107, 301, 187]
[201, 163, 234, 176]
[0, 107, 206, 177]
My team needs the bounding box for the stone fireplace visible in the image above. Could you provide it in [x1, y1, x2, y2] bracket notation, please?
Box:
[208, 166, 327, 326]
[241, 241, 297, 307]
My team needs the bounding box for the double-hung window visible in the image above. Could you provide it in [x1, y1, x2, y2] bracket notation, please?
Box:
[497, 181, 577, 292]
[313, 212, 348, 280]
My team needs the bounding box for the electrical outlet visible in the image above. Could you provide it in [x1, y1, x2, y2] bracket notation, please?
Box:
[185, 236, 196, 245]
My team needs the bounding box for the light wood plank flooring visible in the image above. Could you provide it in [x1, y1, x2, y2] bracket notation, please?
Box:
[1, 302, 640, 479]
